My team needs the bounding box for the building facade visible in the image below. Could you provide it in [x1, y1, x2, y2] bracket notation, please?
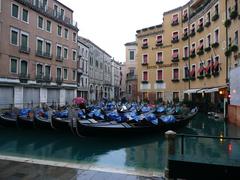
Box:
[111, 59, 121, 100]
[77, 36, 89, 100]
[0, 0, 79, 108]
[125, 41, 138, 102]
[136, 0, 240, 104]
[80, 37, 113, 102]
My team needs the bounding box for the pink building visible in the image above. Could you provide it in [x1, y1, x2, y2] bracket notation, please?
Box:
[0, 0, 79, 107]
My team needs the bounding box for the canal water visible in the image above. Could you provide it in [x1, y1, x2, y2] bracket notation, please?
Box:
[0, 113, 240, 173]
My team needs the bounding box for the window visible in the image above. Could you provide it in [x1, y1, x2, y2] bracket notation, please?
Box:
[60, 8, 64, 19]
[46, 20, 51, 32]
[57, 25, 62, 36]
[184, 46, 189, 58]
[173, 69, 179, 80]
[183, 9, 188, 19]
[198, 39, 204, 51]
[57, 68, 61, 79]
[45, 66, 51, 77]
[142, 54, 148, 64]
[214, 56, 220, 72]
[156, 35, 163, 44]
[172, 49, 179, 59]
[56, 45, 62, 58]
[45, 41, 51, 56]
[38, 16, 44, 29]
[129, 51, 135, 60]
[20, 60, 28, 75]
[10, 28, 19, 45]
[191, 23, 195, 33]
[207, 12, 211, 22]
[234, 30, 238, 45]
[63, 69, 68, 80]
[191, 43, 196, 55]
[11, 4, 19, 18]
[37, 39, 43, 54]
[21, 32, 29, 50]
[199, 18, 204, 27]
[183, 28, 188, 36]
[157, 70, 163, 80]
[172, 32, 179, 40]
[207, 34, 211, 47]
[63, 47, 68, 59]
[36, 64, 43, 76]
[184, 66, 189, 78]
[22, 9, 29, 22]
[214, 29, 219, 43]
[215, 4, 219, 15]
[157, 52, 163, 62]
[54, 5, 58, 16]
[73, 32, 77, 42]
[64, 28, 68, 39]
[173, 92, 179, 100]
[198, 62, 204, 76]
[172, 14, 179, 24]
[72, 50, 77, 61]
[143, 38, 148, 46]
[73, 70, 76, 81]
[10, 58, 18, 73]
[190, 65, 196, 77]
[143, 71, 148, 81]
[156, 92, 163, 101]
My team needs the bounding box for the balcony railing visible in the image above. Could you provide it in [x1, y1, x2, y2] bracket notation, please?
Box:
[56, 55, 64, 62]
[43, 75, 52, 82]
[19, 46, 30, 54]
[15, 0, 78, 30]
[56, 77, 63, 85]
[18, 73, 30, 83]
[36, 50, 52, 59]
[126, 73, 137, 81]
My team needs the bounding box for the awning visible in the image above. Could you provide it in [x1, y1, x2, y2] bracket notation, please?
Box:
[197, 88, 219, 93]
[184, 89, 200, 94]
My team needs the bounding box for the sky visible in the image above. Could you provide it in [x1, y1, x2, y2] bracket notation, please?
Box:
[59, 0, 189, 62]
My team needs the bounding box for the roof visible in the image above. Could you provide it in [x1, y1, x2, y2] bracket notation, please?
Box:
[124, 41, 137, 46]
[136, 24, 162, 34]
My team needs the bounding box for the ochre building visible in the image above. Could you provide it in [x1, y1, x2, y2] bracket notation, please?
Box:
[136, 0, 240, 104]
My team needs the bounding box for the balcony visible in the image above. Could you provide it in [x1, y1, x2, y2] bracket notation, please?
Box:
[18, 73, 30, 83]
[204, 46, 211, 52]
[142, 62, 148, 66]
[212, 42, 219, 48]
[56, 55, 64, 62]
[204, 21, 211, 27]
[189, 0, 211, 19]
[142, 44, 148, 49]
[36, 50, 52, 59]
[156, 80, 164, 83]
[197, 25, 204, 33]
[141, 80, 149, 84]
[182, 77, 190, 82]
[126, 73, 137, 81]
[36, 74, 43, 83]
[171, 20, 179, 26]
[43, 75, 52, 83]
[190, 51, 196, 58]
[156, 61, 164, 65]
[171, 79, 180, 83]
[56, 77, 63, 85]
[189, 30, 196, 37]
[19, 46, 30, 54]
[197, 74, 205, 80]
[156, 42, 163, 47]
[172, 56, 179, 62]
[182, 15, 188, 23]
[15, 0, 78, 30]
[197, 48, 204, 56]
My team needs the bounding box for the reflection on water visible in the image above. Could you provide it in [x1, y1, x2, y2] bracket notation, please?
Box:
[0, 113, 240, 172]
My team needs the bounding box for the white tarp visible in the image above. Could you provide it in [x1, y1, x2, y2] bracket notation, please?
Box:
[183, 89, 200, 94]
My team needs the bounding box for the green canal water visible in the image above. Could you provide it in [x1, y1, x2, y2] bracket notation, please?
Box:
[0, 113, 240, 173]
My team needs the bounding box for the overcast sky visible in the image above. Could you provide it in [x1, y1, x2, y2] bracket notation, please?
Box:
[59, 0, 189, 62]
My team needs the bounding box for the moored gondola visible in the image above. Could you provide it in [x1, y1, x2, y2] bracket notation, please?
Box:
[34, 108, 53, 129]
[0, 109, 18, 127]
[17, 108, 35, 128]
[76, 107, 198, 137]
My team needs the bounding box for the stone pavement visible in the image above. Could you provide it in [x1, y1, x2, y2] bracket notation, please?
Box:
[0, 159, 164, 180]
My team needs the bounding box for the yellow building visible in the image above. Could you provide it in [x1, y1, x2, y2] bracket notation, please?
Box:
[136, 0, 240, 104]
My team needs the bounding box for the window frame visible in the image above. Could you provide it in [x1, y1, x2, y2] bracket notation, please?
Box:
[46, 20, 52, 33]
[156, 51, 163, 62]
[36, 37, 44, 54]
[172, 68, 179, 80]
[63, 47, 68, 59]
[20, 31, 29, 49]
[156, 69, 164, 81]
[142, 70, 148, 81]
[10, 27, 19, 46]
[21, 8, 29, 23]
[63, 68, 68, 80]
[20, 59, 28, 75]
[44, 65, 51, 78]
[37, 16, 44, 30]
[10, 57, 18, 74]
[56, 44, 62, 58]
[72, 49, 77, 61]
[11, 3, 19, 19]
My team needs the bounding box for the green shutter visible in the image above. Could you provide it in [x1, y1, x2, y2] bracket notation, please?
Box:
[12, 4, 19, 18]
[21, 34, 28, 49]
[11, 59, 17, 73]
[11, 31, 18, 45]
[37, 40, 43, 52]
[22, 9, 28, 22]
[45, 66, 50, 77]
[21, 61, 27, 74]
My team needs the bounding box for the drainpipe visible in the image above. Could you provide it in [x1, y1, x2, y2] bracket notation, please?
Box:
[225, 0, 229, 119]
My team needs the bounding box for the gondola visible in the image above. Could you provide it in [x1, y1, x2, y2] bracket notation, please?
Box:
[76, 108, 198, 137]
[34, 109, 53, 129]
[17, 108, 35, 128]
[0, 110, 18, 127]
[51, 109, 75, 133]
